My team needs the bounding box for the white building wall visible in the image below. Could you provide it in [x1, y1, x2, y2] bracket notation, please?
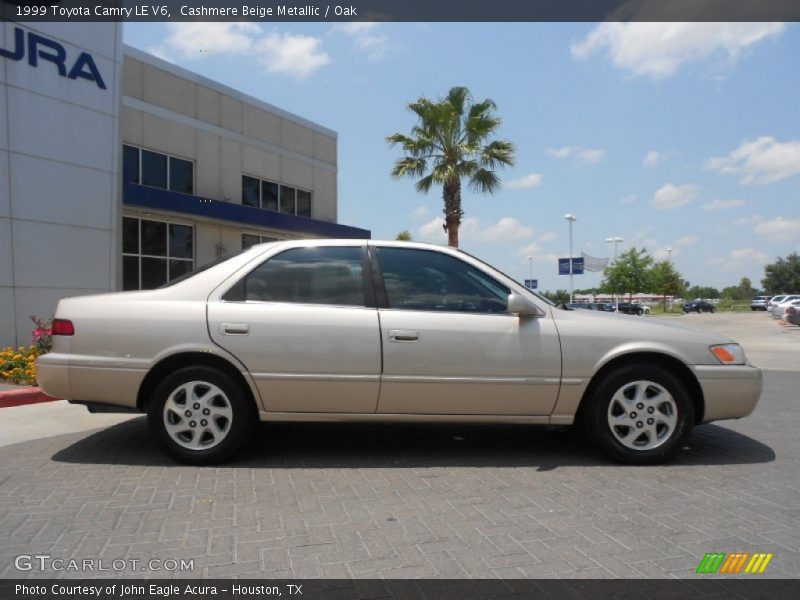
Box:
[0, 22, 124, 348]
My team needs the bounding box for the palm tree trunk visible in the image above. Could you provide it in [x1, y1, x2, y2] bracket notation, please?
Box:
[443, 178, 462, 248]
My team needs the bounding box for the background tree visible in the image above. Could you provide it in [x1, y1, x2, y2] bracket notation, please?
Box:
[387, 86, 515, 247]
[721, 277, 758, 300]
[601, 247, 654, 302]
[650, 260, 685, 310]
[685, 285, 720, 300]
[395, 230, 413, 241]
[762, 252, 800, 294]
[540, 289, 570, 306]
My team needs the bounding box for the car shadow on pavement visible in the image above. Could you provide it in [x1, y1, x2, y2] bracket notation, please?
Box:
[51, 417, 775, 470]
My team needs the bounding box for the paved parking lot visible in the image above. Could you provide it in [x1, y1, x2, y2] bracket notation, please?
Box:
[0, 313, 798, 580]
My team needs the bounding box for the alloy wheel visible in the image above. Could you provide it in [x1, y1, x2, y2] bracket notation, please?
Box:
[606, 380, 678, 451]
[162, 380, 233, 450]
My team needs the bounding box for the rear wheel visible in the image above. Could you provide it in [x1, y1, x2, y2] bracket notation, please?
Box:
[148, 366, 255, 465]
[582, 364, 694, 464]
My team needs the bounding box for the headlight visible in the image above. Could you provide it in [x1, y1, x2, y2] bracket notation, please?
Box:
[710, 343, 746, 365]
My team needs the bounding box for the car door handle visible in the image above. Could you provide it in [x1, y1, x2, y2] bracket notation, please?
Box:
[220, 323, 250, 335]
[389, 330, 419, 343]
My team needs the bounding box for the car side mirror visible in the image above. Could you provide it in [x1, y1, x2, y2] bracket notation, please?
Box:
[508, 293, 545, 318]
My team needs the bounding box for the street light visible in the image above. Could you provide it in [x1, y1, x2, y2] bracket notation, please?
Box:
[526, 255, 533, 282]
[564, 213, 577, 304]
[605, 236, 624, 309]
[666, 247, 673, 263]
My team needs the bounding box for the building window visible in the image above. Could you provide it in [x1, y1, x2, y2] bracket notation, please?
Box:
[242, 233, 282, 250]
[122, 216, 194, 290]
[123, 145, 194, 195]
[241, 175, 311, 217]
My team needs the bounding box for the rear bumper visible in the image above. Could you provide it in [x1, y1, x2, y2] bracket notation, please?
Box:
[35, 353, 72, 400]
[692, 364, 763, 423]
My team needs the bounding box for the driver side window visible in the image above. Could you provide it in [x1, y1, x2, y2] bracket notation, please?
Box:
[376, 247, 509, 313]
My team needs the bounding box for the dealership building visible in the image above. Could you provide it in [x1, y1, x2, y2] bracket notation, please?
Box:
[1, 21, 369, 347]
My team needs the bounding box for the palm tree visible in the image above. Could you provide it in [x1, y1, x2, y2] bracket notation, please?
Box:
[387, 86, 515, 248]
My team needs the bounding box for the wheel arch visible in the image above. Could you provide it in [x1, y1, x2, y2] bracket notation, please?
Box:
[136, 351, 262, 413]
[576, 351, 705, 424]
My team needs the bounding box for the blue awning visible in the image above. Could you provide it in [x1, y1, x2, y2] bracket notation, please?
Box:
[123, 183, 370, 239]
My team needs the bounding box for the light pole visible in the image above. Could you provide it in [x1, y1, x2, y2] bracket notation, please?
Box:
[526, 255, 533, 285]
[605, 236, 624, 309]
[564, 213, 577, 304]
[666, 247, 673, 263]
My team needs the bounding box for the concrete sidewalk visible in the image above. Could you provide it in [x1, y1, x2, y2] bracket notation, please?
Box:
[0, 400, 138, 448]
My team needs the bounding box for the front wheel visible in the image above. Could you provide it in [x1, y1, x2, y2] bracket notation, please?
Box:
[148, 366, 255, 465]
[581, 364, 695, 464]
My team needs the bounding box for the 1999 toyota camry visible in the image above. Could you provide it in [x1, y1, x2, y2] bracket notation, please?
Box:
[37, 240, 762, 465]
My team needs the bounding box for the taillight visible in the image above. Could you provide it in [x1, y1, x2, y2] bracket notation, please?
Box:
[52, 319, 75, 336]
[788, 307, 797, 315]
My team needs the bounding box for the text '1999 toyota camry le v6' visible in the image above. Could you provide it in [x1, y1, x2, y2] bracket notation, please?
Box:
[37, 240, 762, 465]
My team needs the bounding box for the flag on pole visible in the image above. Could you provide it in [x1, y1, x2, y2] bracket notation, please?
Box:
[581, 252, 609, 272]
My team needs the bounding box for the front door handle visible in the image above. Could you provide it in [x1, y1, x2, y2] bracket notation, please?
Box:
[389, 330, 419, 343]
[221, 323, 250, 335]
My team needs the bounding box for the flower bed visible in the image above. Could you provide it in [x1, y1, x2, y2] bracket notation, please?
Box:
[0, 316, 52, 386]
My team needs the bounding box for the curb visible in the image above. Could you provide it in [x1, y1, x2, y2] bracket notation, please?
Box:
[0, 387, 61, 409]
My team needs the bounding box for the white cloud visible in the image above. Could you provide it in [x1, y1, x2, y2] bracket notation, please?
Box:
[333, 22, 389, 61]
[652, 183, 700, 210]
[708, 248, 769, 271]
[517, 241, 559, 264]
[705, 136, 800, 185]
[505, 173, 543, 189]
[674, 235, 699, 247]
[643, 150, 668, 167]
[619, 194, 637, 204]
[417, 217, 533, 244]
[734, 214, 763, 226]
[155, 23, 329, 79]
[754, 217, 800, 242]
[571, 23, 785, 79]
[538, 231, 558, 242]
[702, 198, 747, 211]
[546, 146, 605, 164]
[258, 32, 330, 78]
[161, 23, 262, 58]
[411, 206, 429, 219]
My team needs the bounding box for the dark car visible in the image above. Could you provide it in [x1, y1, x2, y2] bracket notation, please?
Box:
[683, 300, 716, 314]
[589, 302, 615, 312]
[567, 302, 591, 310]
[616, 302, 645, 316]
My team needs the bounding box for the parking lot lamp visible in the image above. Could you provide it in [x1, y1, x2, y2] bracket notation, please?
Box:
[667, 247, 673, 263]
[564, 213, 577, 303]
[605, 236, 624, 309]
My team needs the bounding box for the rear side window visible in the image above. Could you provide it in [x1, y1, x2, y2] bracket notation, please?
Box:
[375, 247, 509, 313]
[223, 246, 365, 307]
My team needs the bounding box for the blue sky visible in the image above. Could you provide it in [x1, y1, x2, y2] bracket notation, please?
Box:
[124, 22, 800, 292]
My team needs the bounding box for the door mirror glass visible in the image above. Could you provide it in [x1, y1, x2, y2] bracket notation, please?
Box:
[508, 293, 544, 317]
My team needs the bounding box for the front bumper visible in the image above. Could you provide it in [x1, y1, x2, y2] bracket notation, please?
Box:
[691, 364, 763, 423]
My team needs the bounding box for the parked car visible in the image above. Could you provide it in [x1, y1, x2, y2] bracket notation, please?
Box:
[783, 305, 800, 327]
[616, 302, 645, 316]
[589, 302, 615, 312]
[750, 296, 769, 311]
[770, 295, 800, 317]
[567, 302, 591, 310]
[683, 300, 716, 314]
[773, 298, 800, 319]
[37, 240, 762, 466]
[767, 295, 788, 312]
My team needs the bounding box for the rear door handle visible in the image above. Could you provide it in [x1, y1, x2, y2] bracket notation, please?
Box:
[220, 323, 250, 335]
[389, 330, 419, 343]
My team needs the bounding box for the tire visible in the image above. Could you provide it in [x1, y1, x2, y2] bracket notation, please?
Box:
[581, 364, 695, 465]
[710, 308, 716, 314]
[147, 366, 255, 465]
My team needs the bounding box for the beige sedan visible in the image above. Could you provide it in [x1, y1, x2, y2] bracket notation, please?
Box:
[37, 240, 762, 465]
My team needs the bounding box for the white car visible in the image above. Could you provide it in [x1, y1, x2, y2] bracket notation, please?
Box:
[767, 295, 789, 313]
[771, 295, 800, 317]
[37, 240, 763, 466]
